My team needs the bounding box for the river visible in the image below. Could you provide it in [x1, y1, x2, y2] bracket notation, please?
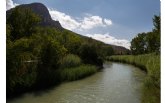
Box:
[7, 62, 146, 103]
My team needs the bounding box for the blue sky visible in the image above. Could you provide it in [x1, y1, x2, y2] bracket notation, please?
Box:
[6, 0, 160, 49]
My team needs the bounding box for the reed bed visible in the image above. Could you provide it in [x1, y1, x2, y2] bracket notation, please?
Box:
[60, 65, 97, 81]
[108, 54, 160, 103]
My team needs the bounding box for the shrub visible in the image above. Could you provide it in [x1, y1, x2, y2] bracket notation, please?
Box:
[79, 43, 103, 67]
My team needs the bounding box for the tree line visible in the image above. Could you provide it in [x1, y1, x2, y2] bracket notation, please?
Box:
[130, 15, 160, 55]
[6, 7, 114, 97]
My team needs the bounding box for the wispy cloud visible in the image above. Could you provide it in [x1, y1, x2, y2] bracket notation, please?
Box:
[6, 0, 130, 49]
[6, 0, 113, 31]
[49, 9, 112, 31]
[80, 16, 105, 30]
[49, 9, 80, 30]
[104, 18, 112, 26]
[85, 33, 130, 49]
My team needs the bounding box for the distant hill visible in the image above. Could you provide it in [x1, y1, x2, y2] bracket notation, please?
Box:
[6, 2, 130, 54]
[109, 44, 130, 54]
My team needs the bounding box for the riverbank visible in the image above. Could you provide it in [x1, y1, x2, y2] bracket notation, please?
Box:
[7, 62, 145, 103]
[7, 64, 98, 98]
[107, 53, 160, 103]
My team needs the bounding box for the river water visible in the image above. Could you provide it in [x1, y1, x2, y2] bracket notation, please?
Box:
[8, 62, 146, 103]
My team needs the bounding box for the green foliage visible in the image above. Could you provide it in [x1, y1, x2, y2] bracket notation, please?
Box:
[79, 43, 103, 67]
[153, 15, 160, 32]
[60, 65, 97, 81]
[108, 54, 160, 103]
[59, 54, 81, 69]
[101, 45, 114, 57]
[131, 33, 147, 55]
[6, 38, 38, 94]
[131, 15, 160, 54]
[59, 30, 82, 54]
[7, 7, 41, 40]
[40, 37, 67, 69]
[6, 6, 114, 97]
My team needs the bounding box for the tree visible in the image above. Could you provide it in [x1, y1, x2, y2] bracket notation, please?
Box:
[152, 15, 160, 53]
[7, 7, 41, 40]
[153, 15, 160, 32]
[40, 37, 67, 69]
[131, 33, 147, 55]
[79, 43, 103, 67]
[146, 32, 159, 52]
[130, 15, 160, 54]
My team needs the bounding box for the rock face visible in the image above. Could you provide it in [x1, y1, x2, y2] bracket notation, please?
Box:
[6, 2, 63, 30]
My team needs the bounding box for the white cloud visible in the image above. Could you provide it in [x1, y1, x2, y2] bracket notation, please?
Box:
[49, 9, 80, 30]
[6, 0, 18, 10]
[49, 9, 112, 31]
[85, 33, 130, 49]
[104, 18, 112, 25]
[7, 0, 112, 31]
[80, 16, 105, 30]
[7, 0, 130, 49]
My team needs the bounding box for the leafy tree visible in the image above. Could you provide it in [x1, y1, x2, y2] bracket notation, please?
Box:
[152, 15, 160, 53]
[146, 32, 158, 52]
[131, 33, 147, 55]
[7, 7, 41, 40]
[79, 43, 103, 67]
[130, 15, 160, 54]
[36, 36, 67, 86]
[40, 38, 67, 69]
[153, 15, 160, 32]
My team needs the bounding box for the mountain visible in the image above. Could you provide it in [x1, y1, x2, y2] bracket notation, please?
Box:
[6, 3, 63, 30]
[109, 44, 130, 54]
[6, 2, 130, 54]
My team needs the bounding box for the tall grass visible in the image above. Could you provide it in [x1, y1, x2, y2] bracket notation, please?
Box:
[59, 54, 81, 69]
[59, 54, 97, 82]
[60, 65, 97, 81]
[107, 54, 160, 103]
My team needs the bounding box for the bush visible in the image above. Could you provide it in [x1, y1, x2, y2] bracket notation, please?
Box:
[59, 54, 81, 69]
[79, 43, 103, 67]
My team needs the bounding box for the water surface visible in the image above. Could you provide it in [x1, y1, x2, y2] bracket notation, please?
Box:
[8, 62, 146, 103]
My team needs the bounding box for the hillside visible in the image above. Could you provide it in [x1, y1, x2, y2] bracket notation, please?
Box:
[6, 2, 129, 54]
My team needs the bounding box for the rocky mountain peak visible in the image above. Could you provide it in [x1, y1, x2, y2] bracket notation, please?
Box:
[7, 2, 63, 30]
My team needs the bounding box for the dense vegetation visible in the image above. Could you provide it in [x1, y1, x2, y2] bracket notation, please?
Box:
[108, 54, 160, 103]
[6, 7, 114, 97]
[108, 15, 160, 103]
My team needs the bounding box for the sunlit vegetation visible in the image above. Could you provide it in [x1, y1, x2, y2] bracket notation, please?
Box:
[59, 54, 82, 69]
[60, 65, 97, 81]
[6, 7, 114, 97]
[131, 15, 160, 55]
[108, 15, 160, 103]
[108, 54, 160, 103]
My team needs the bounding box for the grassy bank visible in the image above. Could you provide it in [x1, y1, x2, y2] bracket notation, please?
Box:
[60, 65, 97, 81]
[107, 54, 160, 103]
[59, 54, 97, 81]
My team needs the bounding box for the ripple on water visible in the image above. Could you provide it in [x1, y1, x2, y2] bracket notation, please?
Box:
[8, 62, 146, 103]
